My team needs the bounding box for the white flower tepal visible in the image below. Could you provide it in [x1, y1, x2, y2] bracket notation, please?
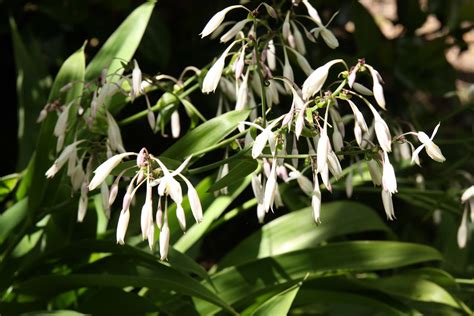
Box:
[302, 59, 343, 100]
[200, 5, 243, 38]
[412, 123, 445, 164]
[202, 42, 236, 94]
[382, 152, 397, 194]
[89, 153, 134, 191]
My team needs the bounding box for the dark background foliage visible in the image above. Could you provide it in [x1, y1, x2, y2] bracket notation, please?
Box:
[1, 0, 473, 314]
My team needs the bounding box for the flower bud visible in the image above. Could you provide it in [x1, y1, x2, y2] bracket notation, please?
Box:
[116, 209, 130, 245]
[200, 5, 243, 38]
[302, 59, 343, 100]
[89, 153, 133, 190]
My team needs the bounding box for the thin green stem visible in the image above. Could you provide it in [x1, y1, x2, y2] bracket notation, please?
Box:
[253, 20, 268, 126]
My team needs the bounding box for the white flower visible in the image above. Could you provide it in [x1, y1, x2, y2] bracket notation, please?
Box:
[77, 181, 89, 222]
[283, 49, 294, 84]
[366, 65, 386, 110]
[116, 209, 130, 245]
[180, 175, 203, 223]
[171, 110, 181, 138]
[347, 100, 368, 147]
[267, 40, 276, 70]
[263, 160, 278, 212]
[235, 70, 249, 111]
[45, 140, 83, 178]
[367, 103, 392, 152]
[202, 42, 236, 94]
[291, 22, 306, 54]
[346, 169, 353, 198]
[53, 103, 71, 152]
[302, 59, 343, 100]
[155, 157, 191, 205]
[89, 152, 134, 191]
[457, 205, 469, 249]
[106, 111, 126, 153]
[302, 0, 323, 25]
[316, 127, 330, 173]
[381, 189, 395, 220]
[159, 218, 170, 260]
[220, 19, 250, 43]
[353, 82, 373, 96]
[200, 5, 243, 38]
[244, 118, 282, 159]
[131, 60, 143, 98]
[282, 11, 291, 40]
[332, 127, 343, 153]
[312, 177, 321, 224]
[327, 151, 343, 180]
[411, 123, 445, 164]
[320, 27, 339, 49]
[294, 103, 307, 140]
[176, 204, 186, 231]
[288, 170, 313, 196]
[367, 159, 382, 186]
[461, 186, 474, 222]
[382, 152, 397, 194]
[140, 181, 153, 239]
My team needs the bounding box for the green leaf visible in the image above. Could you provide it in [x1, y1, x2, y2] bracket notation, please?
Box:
[174, 176, 252, 253]
[208, 159, 257, 192]
[196, 241, 442, 314]
[0, 173, 20, 203]
[16, 271, 233, 314]
[218, 201, 391, 269]
[21, 311, 86, 316]
[293, 288, 408, 316]
[0, 198, 28, 244]
[162, 110, 250, 160]
[9, 17, 50, 170]
[85, 1, 155, 82]
[251, 282, 302, 316]
[363, 275, 462, 309]
[29, 45, 85, 211]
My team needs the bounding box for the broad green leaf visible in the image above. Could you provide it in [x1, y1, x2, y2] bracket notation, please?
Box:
[196, 241, 442, 314]
[28, 45, 85, 211]
[162, 110, 250, 160]
[218, 201, 391, 269]
[208, 159, 257, 192]
[293, 289, 408, 316]
[85, 1, 155, 82]
[0, 173, 20, 203]
[363, 275, 462, 309]
[252, 282, 302, 316]
[21, 311, 86, 316]
[0, 198, 28, 244]
[174, 176, 252, 253]
[16, 271, 233, 314]
[9, 17, 49, 170]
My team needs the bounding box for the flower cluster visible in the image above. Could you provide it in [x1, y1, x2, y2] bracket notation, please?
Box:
[87, 148, 202, 260]
[199, 1, 446, 223]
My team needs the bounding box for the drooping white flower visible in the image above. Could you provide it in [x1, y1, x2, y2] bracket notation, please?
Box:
[283, 49, 294, 85]
[367, 159, 382, 186]
[312, 176, 321, 224]
[140, 180, 153, 239]
[366, 65, 386, 110]
[77, 181, 89, 222]
[302, 59, 343, 100]
[327, 151, 343, 180]
[457, 205, 469, 249]
[346, 169, 353, 198]
[382, 152, 397, 194]
[106, 111, 126, 153]
[282, 11, 291, 40]
[180, 175, 203, 223]
[202, 42, 236, 94]
[263, 159, 278, 212]
[53, 103, 71, 152]
[159, 216, 170, 260]
[235, 70, 249, 111]
[411, 123, 446, 164]
[267, 40, 276, 70]
[291, 22, 306, 55]
[176, 204, 186, 231]
[131, 60, 143, 98]
[116, 208, 130, 245]
[220, 19, 250, 43]
[200, 5, 243, 38]
[45, 140, 84, 178]
[319, 27, 339, 49]
[367, 103, 392, 152]
[287, 170, 313, 196]
[353, 83, 373, 96]
[461, 186, 474, 222]
[302, 0, 323, 25]
[244, 118, 282, 159]
[381, 189, 395, 220]
[171, 109, 181, 138]
[294, 103, 307, 140]
[89, 152, 135, 191]
[316, 126, 330, 173]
